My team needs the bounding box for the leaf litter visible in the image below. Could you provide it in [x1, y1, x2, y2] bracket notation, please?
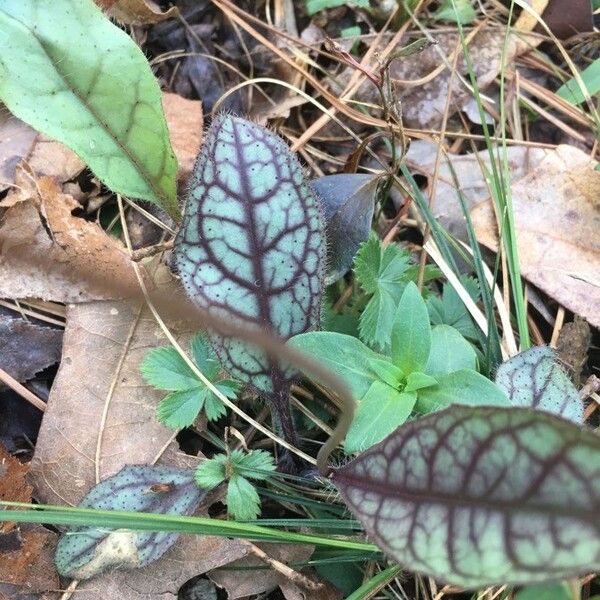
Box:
[1, 1, 599, 598]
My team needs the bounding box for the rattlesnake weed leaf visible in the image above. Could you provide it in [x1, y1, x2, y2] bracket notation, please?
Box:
[55, 466, 204, 579]
[495, 346, 584, 423]
[174, 115, 324, 441]
[332, 406, 600, 587]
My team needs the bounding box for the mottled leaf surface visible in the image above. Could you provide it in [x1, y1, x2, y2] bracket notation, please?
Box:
[495, 346, 583, 423]
[0, 0, 178, 218]
[333, 406, 600, 587]
[311, 173, 378, 284]
[175, 115, 324, 395]
[55, 465, 204, 579]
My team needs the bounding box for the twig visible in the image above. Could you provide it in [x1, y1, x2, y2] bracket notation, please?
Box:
[239, 539, 323, 592]
[0, 367, 46, 412]
[131, 240, 175, 262]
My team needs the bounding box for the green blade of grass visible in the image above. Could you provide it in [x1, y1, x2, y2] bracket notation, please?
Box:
[0, 501, 376, 552]
[450, 0, 530, 349]
[345, 564, 404, 600]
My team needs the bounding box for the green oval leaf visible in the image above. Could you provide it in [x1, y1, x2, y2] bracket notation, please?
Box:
[332, 406, 600, 587]
[415, 369, 509, 413]
[390, 282, 431, 374]
[495, 346, 583, 423]
[55, 466, 204, 580]
[175, 116, 324, 395]
[345, 381, 416, 454]
[425, 324, 477, 376]
[312, 173, 378, 285]
[0, 1, 179, 219]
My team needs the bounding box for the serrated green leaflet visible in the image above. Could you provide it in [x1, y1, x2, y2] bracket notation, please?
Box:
[174, 115, 324, 434]
[354, 236, 411, 350]
[333, 406, 600, 587]
[0, 0, 179, 219]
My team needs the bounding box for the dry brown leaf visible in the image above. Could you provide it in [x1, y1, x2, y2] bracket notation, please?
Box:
[64, 536, 249, 600]
[333, 29, 523, 129]
[96, 0, 178, 24]
[0, 445, 32, 533]
[471, 145, 600, 327]
[0, 316, 62, 383]
[208, 543, 315, 599]
[30, 267, 196, 503]
[0, 170, 141, 303]
[28, 266, 255, 597]
[403, 141, 551, 241]
[0, 114, 36, 194]
[0, 115, 83, 194]
[162, 92, 203, 183]
[0, 524, 59, 593]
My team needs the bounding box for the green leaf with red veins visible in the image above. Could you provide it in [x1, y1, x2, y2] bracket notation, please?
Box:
[55, 466, 204, 579]
[332, 406, 600, 587]
[174, 115, 324, 443]
[495, 346, 584, 423]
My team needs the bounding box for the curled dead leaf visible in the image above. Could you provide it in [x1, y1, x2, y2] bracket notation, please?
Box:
[0, 169, 142, 302]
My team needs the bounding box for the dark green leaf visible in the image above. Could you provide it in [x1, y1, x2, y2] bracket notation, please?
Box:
[156, 388, 208, 429]
[55, 466, 204, 579]
[0, 1, 179, 219]
[312, 174, 379, 284]
[495, 346, 583, 423]
[332, 406, 600, 587]
[427, 278, 480, 341]
[390, 282, 431, 374]
[515, 583, 572, 600]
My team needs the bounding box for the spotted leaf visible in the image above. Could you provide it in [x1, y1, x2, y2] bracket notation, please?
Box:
[174, 116, 324, 404]
[332, 406, 600, 587]
[495, 346, 583, 423]
[55, 465, 204, 579]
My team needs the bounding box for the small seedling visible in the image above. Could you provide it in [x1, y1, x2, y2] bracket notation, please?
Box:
[290, 281, 508, 453]
[195, 448, 276, 520]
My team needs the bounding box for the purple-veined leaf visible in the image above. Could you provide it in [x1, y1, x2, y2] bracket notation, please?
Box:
[55, 465, 204, 579]
[311, 173, 378, 284]
[174, 115, 324, 443]
[332, 406, 600, 587]
[495, 346, 584, 423]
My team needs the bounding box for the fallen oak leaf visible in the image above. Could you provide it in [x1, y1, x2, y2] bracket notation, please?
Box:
[471, 144, 600, 327]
